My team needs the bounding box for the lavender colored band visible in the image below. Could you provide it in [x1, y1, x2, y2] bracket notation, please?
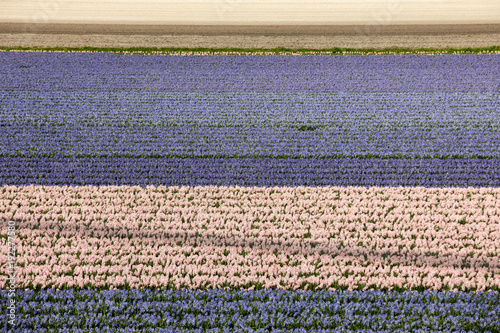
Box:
[1, 157, 499, 187]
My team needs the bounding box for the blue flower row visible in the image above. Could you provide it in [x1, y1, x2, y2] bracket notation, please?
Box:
[3, 288, 499, 332]
[2, 91, 499, 128]
[2, 52, 499, 158]
[1, 91, 499, 158]
[2, 125, 498, 158]
[1, 157, 499, 187]
[2, 52, 499, 93]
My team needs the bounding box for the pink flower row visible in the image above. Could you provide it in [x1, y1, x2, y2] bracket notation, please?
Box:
[1, 185, 499, 291]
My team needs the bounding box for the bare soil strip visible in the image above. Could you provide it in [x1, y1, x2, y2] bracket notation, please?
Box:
[2, 23, 500, 36]
[2, 0, 499, 49]
[2, 33, 500, 49]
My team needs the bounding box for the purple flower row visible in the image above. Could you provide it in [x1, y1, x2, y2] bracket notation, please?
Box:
[2, 52, 499, 92]
[2, 53, 499, 158]
[1, 157, 499, 187]
[3, 288, 499, 332]
[2, 91, 498, 129]
[1, 124, 498, 158]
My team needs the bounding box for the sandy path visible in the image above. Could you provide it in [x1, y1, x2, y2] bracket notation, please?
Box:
[1, 0, 500, 25]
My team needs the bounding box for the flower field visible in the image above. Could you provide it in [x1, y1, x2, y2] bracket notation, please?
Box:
[1, 50, 500, 331]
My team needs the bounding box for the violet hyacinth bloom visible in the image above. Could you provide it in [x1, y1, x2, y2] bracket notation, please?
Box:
[2, 289, 499, 332]
[0, 52, 499, 186]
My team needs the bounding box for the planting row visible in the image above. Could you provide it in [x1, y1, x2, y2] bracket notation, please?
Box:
[3, 92, 499, 129]
[1, 124, 499, 158]
[2, 52, 499, 93]
[2, 52, 498, 158]
[2, 186, 499, 291]
[2, 91, 499, 158]
[3, 288, 499, 332]
[1, 157, 500, 187]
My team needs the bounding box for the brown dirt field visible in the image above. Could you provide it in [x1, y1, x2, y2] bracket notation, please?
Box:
[1, 32, 500, 49]
[1, 24, 500, 49]
[2, 0, 499, 49]
[2, 23, 500, 36]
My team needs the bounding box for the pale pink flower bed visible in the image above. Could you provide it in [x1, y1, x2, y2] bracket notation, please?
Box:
[1, 185, 499, 291]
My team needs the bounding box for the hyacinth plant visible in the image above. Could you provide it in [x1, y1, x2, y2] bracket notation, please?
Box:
[1, 50, 500, 332]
